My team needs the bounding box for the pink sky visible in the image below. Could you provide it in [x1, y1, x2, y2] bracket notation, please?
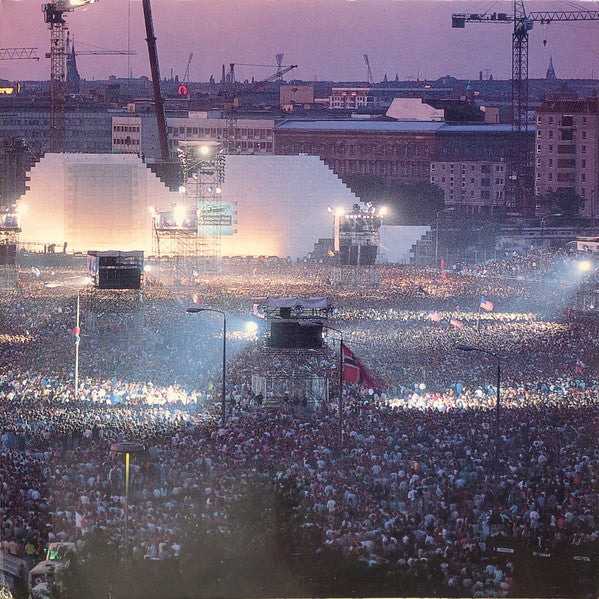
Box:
[1, 0, 599, 83]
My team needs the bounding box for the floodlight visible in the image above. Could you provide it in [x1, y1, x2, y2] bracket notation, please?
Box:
[173, 205, 187, 227]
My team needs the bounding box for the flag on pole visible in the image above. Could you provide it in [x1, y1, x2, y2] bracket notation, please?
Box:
[480, 297, 494, 312]
[191, 293, 200, 305]
[341, 342, 383, 393]
[450, 318, 464, 329]
[75, 511, 85, 531]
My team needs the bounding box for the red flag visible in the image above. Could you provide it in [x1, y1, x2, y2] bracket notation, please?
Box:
[450, 318, 464, 329]
[192, 293, 200, 305]
[342, 343, 383, 393]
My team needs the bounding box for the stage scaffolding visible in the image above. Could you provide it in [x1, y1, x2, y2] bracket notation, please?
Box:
[0, 209, 19, 287]
[151, 141, 230, 283]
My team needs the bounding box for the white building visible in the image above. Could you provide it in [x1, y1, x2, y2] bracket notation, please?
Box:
[112, 111, 275, 161]
[329, 87, 371, 110]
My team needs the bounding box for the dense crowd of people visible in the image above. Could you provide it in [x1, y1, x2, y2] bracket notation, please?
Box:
[0, 250, 597, 597]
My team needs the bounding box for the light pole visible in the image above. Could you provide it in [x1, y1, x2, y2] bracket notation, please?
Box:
[435, 207, 455, 267]
[111, 442, 144, 556]
[456, 344, 502, 476]
[187, 307, 227, 427]
[540, 212, 562, 244]
[45, 283, 82, 398]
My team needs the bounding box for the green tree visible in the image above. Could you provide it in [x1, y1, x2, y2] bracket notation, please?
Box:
[536, 188, 585, 220]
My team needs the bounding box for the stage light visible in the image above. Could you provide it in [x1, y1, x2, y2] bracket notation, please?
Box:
[200, 145, 211, 156]
[174, 205, 187, 227]
[379, 206, 388, 216]
[245, 321, 258, 335]
[578, 260, 592, 273]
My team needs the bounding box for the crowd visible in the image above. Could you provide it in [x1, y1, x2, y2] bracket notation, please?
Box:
[0, 250, 596, 597]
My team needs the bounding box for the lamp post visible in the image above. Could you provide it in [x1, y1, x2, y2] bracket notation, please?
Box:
[187, 307, 227, 427]
[456, 344, 502, 476]
[111, 442, 144, 556]
[45, 283, 82, 398]
[435, 207, 455, 267]
[540, 212, 562, 244]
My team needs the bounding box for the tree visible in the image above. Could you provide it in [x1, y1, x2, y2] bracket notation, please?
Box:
[536, 188, 585, 220]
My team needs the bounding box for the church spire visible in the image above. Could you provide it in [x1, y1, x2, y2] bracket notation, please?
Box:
[546, 55, 556, 80]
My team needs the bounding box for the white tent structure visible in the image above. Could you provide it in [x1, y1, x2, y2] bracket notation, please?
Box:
[19, 153, 358, 259]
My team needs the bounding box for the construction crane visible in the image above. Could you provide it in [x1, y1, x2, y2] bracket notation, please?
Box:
[0, 48, 40, 61]
[363, 54, 374, 85]
[183, 52, 193, 83]
[275, 53, 284, 80]
[452, 1, 599, 217]
[223, 62, 297, 153]
[43, 0, 100, 153]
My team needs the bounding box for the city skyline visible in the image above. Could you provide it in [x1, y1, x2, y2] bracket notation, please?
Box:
[1, 0, 599, 84]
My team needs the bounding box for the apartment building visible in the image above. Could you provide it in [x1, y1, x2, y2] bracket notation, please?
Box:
[535, 97, 599, 219]
[430, 160, 507, 215]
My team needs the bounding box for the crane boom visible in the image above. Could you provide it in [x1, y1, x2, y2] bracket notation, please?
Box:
[142, 0, 169, 162]
[75, 49, 136, 56]
[0, 48, 39, 61]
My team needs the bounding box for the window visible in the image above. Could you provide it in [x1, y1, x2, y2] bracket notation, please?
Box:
[561, 115, 574, 126]
[549, 130, 553, 139]
[557, 145, 575, 154]
[561, 130, 574, 141]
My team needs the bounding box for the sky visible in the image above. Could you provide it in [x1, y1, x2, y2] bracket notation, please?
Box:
[1, 0, 599, 83]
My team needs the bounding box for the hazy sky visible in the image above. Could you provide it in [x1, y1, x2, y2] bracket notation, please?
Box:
[1, 0, 599, 83]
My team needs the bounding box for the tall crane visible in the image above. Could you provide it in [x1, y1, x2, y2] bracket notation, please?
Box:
[43, 0, 100, 153]
[452, 1, 599, 217]
[224, 62, 297, 154]
[363, 54, 374, 85]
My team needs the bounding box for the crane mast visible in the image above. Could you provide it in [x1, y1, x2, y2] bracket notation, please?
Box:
[452, 0, 599, 218]
[43, 0, 99, 154]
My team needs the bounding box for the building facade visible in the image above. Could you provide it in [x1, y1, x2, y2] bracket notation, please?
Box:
[535, 97, 599, 219]
[430, 159, 507, 215]
[275, 120, 442, 182]
[0, 99, 117, 155]
[112, 111, 276, 161]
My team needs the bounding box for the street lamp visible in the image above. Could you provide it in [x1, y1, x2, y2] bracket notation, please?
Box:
[111, 442, 144, 556]
[540, 212, 562, 242]
[45, 283, 83, 399]
[456, 344, 502, 476]
[435, 207, 456, 267]
[187, 307, 227, 427]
